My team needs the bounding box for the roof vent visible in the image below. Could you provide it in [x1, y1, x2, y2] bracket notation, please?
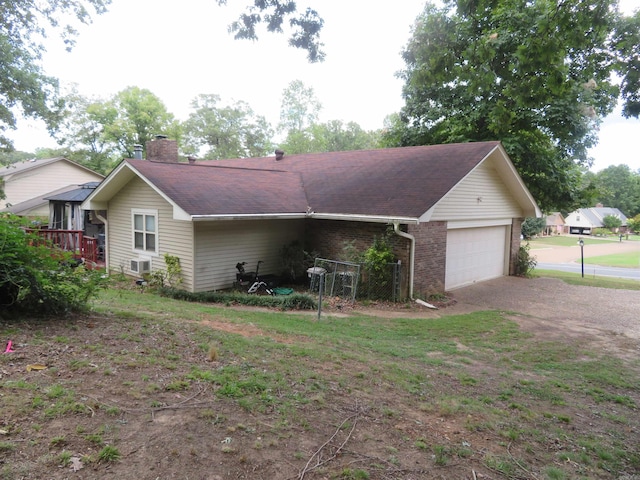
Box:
[187, 156, 197, 164]
[133, 144, 143, 159]
[275, 149, 284, 161]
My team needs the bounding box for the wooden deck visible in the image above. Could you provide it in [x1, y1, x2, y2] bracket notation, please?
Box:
[27, 228, 105, 268]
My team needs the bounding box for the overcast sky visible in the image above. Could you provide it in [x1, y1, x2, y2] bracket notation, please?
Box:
[8, 0, 640, 173]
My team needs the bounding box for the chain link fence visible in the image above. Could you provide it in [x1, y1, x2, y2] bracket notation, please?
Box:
[359, 261, 404, 302]
[308, 258, 404, 303]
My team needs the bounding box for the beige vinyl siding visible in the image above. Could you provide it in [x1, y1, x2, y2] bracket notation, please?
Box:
[21, 204, 50, 217]
[429, 159, 522, 222]
[107, 177, 195, 290]
[194, 219, 304, 292]
[2, 161, 102, 210]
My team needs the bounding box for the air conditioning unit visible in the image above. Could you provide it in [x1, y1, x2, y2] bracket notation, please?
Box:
[130, 258, 151, 274]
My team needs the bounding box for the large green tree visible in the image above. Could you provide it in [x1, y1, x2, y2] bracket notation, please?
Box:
[182, 94, 274, 159]
[383, 0, 640, 212]
[591, 165, 640, 216]
[277, 81, 379, 154]
[58, 87, 181, 166]
[0, 0, 111, 152]
[280, 120, 380, 154]
[54, 89, 117, 173]
[278, 80, 322, 133]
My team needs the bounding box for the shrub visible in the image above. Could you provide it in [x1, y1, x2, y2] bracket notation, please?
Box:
[280, 240, 318, 283]
[158, 287, 316, 310]
[602, 214, 622, 231]
[0, 214, 109, 318]
[515, 243, 537, 277]
[521, 217, 545, 239]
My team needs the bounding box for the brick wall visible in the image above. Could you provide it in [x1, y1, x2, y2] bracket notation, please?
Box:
[509, 218, 523, 275]
[408, 221, 447, 296]
[146, 137, 179, 163]
[305, 219, 521, 297]
[304, 219, 411, 293]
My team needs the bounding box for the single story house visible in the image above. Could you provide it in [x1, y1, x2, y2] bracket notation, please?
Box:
[564, 205, 628, 235]
[82, 137, 541, 296]
[1, 157, 104, 217]
[544, 212, 565, 235]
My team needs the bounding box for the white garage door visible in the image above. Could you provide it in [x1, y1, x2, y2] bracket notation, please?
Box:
[445, 226, 508, 290]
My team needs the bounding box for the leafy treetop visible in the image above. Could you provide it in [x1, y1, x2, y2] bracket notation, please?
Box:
[382, 0, 640, 212]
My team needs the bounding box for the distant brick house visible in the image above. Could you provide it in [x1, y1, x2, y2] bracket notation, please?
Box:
[82, 137, 540, 297]
[544, 212, 565, 235]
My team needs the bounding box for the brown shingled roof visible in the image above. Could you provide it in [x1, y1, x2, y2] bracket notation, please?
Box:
[129, 160, 307, 216]
[210, 141, 500, 217]
[125, 141, 501, 219]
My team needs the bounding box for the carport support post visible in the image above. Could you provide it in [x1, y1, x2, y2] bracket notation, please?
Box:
[579, 238, 584, 278]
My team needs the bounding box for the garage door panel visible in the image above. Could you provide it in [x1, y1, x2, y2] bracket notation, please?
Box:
[446, 226, 507, 290]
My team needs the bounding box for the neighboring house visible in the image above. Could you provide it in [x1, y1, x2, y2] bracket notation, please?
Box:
[45, 182, 105, 238]
[82, 137, 541, 295]
[1, 157, 104, 217]
[544, 212, 565, 235]
[565, 205, 628, 235]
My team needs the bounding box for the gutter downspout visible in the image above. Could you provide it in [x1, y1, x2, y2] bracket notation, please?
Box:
[96, 213, 108, 274]
[393, 222, 437, 309]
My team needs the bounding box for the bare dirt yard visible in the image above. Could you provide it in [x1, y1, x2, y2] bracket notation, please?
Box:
[1, 265, 639, 479]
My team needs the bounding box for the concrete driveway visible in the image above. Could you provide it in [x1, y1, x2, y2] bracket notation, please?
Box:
[357, 239, 640, 354]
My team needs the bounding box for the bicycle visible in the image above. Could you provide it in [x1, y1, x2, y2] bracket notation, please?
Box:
[236, 261, 275, 295]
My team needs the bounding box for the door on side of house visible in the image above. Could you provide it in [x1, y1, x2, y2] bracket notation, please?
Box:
[445, 225, 508, 290]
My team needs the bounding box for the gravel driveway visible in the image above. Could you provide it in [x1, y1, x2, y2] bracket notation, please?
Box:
[356, 240, 640, 354]
[443, 239, 640, 338]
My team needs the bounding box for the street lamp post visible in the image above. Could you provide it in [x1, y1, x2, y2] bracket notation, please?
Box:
[578, 238, 584, 278]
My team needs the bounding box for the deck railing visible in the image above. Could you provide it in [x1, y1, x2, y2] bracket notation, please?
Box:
[26, 229, 101, 265]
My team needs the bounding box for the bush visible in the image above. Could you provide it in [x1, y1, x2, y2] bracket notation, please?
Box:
[515, 243, 537, 277]
[521, 217, 545, 239]
[158, 287, 316, 311]
[0, 214, 109, 318]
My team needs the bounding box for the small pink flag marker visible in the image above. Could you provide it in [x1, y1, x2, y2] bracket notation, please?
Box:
[4, 340, 15, 353]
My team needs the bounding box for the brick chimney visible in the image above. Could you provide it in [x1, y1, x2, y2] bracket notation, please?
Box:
[146, 135, 179, 163]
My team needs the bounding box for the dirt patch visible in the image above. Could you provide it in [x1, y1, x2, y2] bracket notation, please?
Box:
[1, 277, 639, 479]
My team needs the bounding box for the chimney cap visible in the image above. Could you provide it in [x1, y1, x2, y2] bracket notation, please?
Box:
[155, 134, 168, 140]
[133, 144, 143, 160]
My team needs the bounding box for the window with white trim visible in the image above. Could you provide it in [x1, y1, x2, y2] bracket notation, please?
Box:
[132, 209, 158, 254]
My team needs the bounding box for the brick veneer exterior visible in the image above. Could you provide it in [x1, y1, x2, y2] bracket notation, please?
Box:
[509, 217, 524, 275]
[305, 219, 450, 297]
[305, 218, 522, 297]
[147, 137, 179, 163]
[305, 220, 410, 266]
[407, 221, 448, 297]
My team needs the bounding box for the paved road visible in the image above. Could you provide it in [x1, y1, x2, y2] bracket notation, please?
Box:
[531, 239, 639, 280]
[536, 262, 640, 280]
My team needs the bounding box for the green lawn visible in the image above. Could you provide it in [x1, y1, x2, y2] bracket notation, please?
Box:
[527, 236, 614, 248]
[584, 251, 640, 268]
[1, 282, 639, 479]
[534, 269, 640, 289]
